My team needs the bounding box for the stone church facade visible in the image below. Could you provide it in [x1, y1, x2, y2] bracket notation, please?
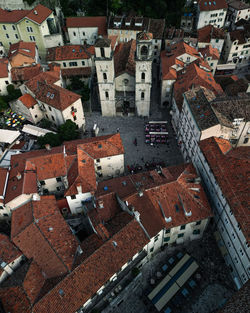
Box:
[95, 32, 153, 117]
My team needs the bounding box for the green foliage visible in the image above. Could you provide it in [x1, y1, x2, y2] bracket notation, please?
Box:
[58, 119, 79, 141]
[0, 97, 8, 112]
[6, 84, 22, 101]
[81, 82, 90, 102]
[37, 132, 62, 148]
[39, 118, 54, 130]
[24, 0, 36, 5]
[70, 76, 83, 90]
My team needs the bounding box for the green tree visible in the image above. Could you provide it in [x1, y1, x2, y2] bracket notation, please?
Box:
[58, 119, 79, 141]
[0, 97, 8, 112]
[38, 132, 62, 148]
[81, 82, 90, 102]
[6, 84, 22, 101]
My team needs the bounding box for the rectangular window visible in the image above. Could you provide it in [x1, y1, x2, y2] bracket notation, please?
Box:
[180, 225, 186, 230]
[40, 180, 45, 185]
[193, 229, 200, 235]
[3, 25, 6, 30]
[164, 237, 170, 242]
[6, 34, 9, 39]
[196, 220, 201, 225]
[56, 187, 60, 191]
[56, 177, 62, 182]
[105, 91, 109, 99]
[97, 166, 102, 170]
[150, 247, 154, 252]
[96, 159, 100, 163]
[51, 116, 55, 121]
[73, 116, 77, 121]
[15, 34, 18, 39]
[5, 81, 9, 85]
[69, 61, 77, 67]
[71, 195, 76, 199]
[178, 233, 184, 238]
[82, 61, 85, 66]
[63, 62, 66, 67]
[49, 106, 52, 111]
[165, 229, 170, 234]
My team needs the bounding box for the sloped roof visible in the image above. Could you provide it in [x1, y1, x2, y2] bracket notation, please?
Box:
[11, 64, 42, 82]
[198, 0, 228, 11]
[114, 40, 136, 77]
[199, 45, 220, 60]
[199, 137, 250, 243]
[228, 0, 250, 10]
[8, 41, 36, 60]
[197, 25, 225, 43]
[18, 94, 37, 109]
[11, 196, 78, 278]
[0, 233, 22, 266]
[229, 25, 250, 44]
[46, 45, 94, 61]
[66, 16, 107, 35]
[0, 4, 51, 24]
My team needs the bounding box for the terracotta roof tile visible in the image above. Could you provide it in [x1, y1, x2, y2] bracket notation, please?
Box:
[47, 45, 94, 61]
[8, 41, 36, 60]
[25, 70, 60, 91]
[199, 45, 220, 60]
[0, 234, 22, 265]
[198, 0, 227, 11]
[199, 137, 250, 243]
[198, 25, 225, 43]
[0, 286, 31, 313]
[18, 94, 37, 109]
[25, 4, 52, 24]
[11, 64, 42, 82]
[230, 24, 250, 44]
[66, 16, 107, 36]
[33, 220, 148, 313]
[0, 58, 8, 78]
[26, 78, 81, 111]
[0, 8, 29, 23]
[11, 196, 78, 278]
[114, 40, 136, 77]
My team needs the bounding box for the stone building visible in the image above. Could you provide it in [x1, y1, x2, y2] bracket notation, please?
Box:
[95, 32, 153, 117]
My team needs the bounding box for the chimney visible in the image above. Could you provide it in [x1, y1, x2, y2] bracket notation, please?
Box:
[76, 184, 82, 194]
[98, 200, 104, 208]
[16, 172, 22, 180]
[34, 10, 38, 15]
[44, 144, 51, 151]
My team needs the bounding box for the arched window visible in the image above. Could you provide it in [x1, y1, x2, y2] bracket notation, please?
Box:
[103, 73, 107, 80]
[105, 91, 109, 99]
[141, 92, 145, 100]
[101, 47, 105, 57]
[141, 45, 148, 57]
[141, 72, 145, 81]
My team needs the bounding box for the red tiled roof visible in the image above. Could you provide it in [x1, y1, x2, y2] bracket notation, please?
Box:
[0, 286, 32, 313]
[0, 234, 22, 265]
[25, 71, 60, 91]
[47, 45, 94, 61]
[114, 40, 136, 77]
[0, 4, 51, 24]
[0, 58, 8, 78]
[18, 94, 37, 109]
[8, 41, 36, 60]
[173, 63, 223, 110]
[0, 8, 29, 23]
[198, 0, 227, 11]
[197, 25, 225, 43]
[11, 196, 78, 278]
[11, 64, 42, 82]
[199, 45, 220, 60]
[0, 168, 8, 198]
[61, 67, 92, 78]
[25, 4, 52, 24]
[199, 137, 250, 243]
[66, 16, 107, 36]
[137, 31, 153, 40]
[26, 77, 81, 111]
[33, 219, 148, 313]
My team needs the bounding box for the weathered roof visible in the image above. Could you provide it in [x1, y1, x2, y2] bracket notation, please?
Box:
[197, 25, 225, 43]
[0, 58, 8, 78]
[199, 137, 250, 244]
[8, 41, 36, 60]
[198, 0, 228, 11]
[11, 64, 42, 82]
[18, 94, 37, 109]
[95, 37, 111, 47]
[228, 0, 250, 10]
[66, 16, 107, 36]
[46, 45, 94, 61]
[114, 40, 136, 77]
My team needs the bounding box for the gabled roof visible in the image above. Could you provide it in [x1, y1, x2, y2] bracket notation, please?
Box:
[8, 41, 36, 60]
[11, 64, 42, 82]
[173, 63, 223, 109]
[197, 25, 225, 43]
[18, 94, 37, 109]
[66, 16, 107, 35]
[32, 219, 148, 313]
[199, 45, 220, 60]
[11, 196, 78, 278]
[0, 4, 52, 24]
[46, 45, 95, 62]
[229, 24, 250, 44]
[0, 233, 22, 267]
[199, 137, 250, 243]
[114, 40, 136, 77]
[198, 0, 228, 11]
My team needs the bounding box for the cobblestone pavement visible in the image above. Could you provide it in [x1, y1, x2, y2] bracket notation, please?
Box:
[83, 110, 183, 173]
[106, 226, 235, 313]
